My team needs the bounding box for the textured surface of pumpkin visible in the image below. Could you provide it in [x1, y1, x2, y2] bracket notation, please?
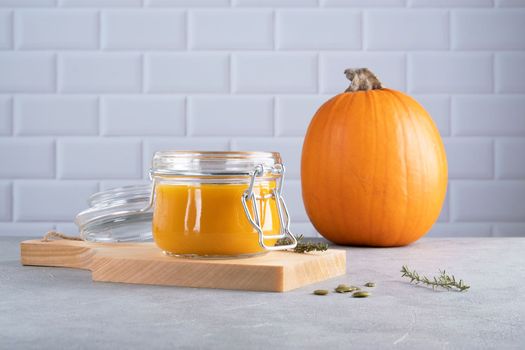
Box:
[301, 86, 447, 247]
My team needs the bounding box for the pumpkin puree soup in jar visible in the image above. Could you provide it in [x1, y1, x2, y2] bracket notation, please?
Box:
[149, 151, 296, 258]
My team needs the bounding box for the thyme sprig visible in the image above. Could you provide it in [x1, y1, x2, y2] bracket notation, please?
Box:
[276, 234, 328, 253]
[401, 265, 470, 292]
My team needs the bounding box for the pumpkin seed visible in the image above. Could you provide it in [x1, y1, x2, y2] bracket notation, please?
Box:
[313, 289, 329, 296]
[335, 284, 353, 293]
[364, 282, 376, 287]
[352, 291, 370, 298]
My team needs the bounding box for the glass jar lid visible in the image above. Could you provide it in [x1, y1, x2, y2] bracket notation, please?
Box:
[75, 184, 153, 242]
[151, 151, 283, 177]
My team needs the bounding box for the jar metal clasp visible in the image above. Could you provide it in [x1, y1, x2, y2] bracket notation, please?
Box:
[241, 164, 298, 251]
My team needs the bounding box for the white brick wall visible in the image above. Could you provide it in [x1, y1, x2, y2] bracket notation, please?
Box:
[15, 96, 99, 135]
[190, 10, 273, 49]
[276, 95, 329, 136]
[452, 96, 525, 136]
[0, 181, 11, 221]
[495, 140, 525, 179]
[233, 53, 317, 93]
[101, 10, 186, 49]
[451, 10, 525, 49]
[0, 10, 12, 49]
[15, 10, 99, 49]
[14, 180, 98, 221]
[496, 53, 525, 93]
[365, 10, 449, 50]
[0, 139, 55, 178]
[59, 53, 142, 92]
[145, 53, 230, 92]
[0, 53, 55, 92]
[0, 96, 12, 135]
[276, 10, 361, 49]
[101, 96, 185, 135]
[452, 181, 525, 222]
[0, 1, 524, 239]
[188, 96, 274, 136]
[57, 138, 142, 179]
[409, 53, 493, 93]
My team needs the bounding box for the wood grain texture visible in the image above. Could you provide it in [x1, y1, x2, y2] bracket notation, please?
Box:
[20, 239, 346, 292]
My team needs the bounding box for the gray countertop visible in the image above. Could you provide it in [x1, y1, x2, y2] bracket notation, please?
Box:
[1, 236, 524, 349]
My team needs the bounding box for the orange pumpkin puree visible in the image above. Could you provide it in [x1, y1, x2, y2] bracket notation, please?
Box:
[152, 182, 279, 256]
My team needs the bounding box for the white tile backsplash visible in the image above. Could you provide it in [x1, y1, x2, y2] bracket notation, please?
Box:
[0, 222, 55, 237]
[452, 96, 525, 136]
[409, 0, 493, 6]
[0, 181, 11, 221]
[235, 0, 317, 6]
[188, 96, 274, 136]
[101, 96, 185, 136]
[101, 10, 186, 50]
[426, 223, 493, 237]
[493, 223, 525, 237]
[276, 10, 361, 50]
[0, 10, 12, 49]
[145, 53, 230, 93]
[0, 53, 55, 92]
[365, 10, 449, 50]
[14, 95, 99, 135]
[452, 181, 525, 222]
[60, 0, 142, 7]
[0, 139, 55, 178]
[495, 140, 525, 179]
[409, 53, 493, 93]
[15, 10, 99, 49]
[0, 96, 12, 135]
[14, 180, 98, 221]
[444, 139, 494, 179]
[0, 0, 55, 7]
[497, 0, 525, 7]
[59, 53, 142, 93]
[275, 95, 328, 136]
[495, 53, 525, 93]
[57, 138, 142, 179]
[323, 0, 406, 7]
[0, 2, 524, 237]
[452, 10, 525, 50]
[233, 53, 317, 93]
[189, 10, 273, 49]
[148, 0, 230, 6]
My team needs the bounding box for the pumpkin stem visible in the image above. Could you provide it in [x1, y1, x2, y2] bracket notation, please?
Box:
[344, 68, 383, 92]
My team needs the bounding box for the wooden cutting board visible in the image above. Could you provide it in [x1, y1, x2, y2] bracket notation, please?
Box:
[20, 239, 346, 292]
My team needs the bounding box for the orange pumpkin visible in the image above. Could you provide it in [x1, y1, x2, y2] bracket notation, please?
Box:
[301, 68, 447, 247]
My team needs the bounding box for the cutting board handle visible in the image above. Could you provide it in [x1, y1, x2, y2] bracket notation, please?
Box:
[21, 239, 96, 270]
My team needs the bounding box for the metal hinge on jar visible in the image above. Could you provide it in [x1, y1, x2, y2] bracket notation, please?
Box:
[241, 164, 298, 251]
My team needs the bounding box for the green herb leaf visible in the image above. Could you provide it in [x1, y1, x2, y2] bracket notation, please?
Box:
[401, 265, 470, 292]
[276, 234, 328, 254]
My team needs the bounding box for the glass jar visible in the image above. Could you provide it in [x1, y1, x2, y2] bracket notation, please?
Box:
[148, 151, 297, 258]
[75, 151, 297, 258]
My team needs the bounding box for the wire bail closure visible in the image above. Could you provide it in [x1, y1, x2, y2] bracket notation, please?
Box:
[240, 164, 297, 251]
